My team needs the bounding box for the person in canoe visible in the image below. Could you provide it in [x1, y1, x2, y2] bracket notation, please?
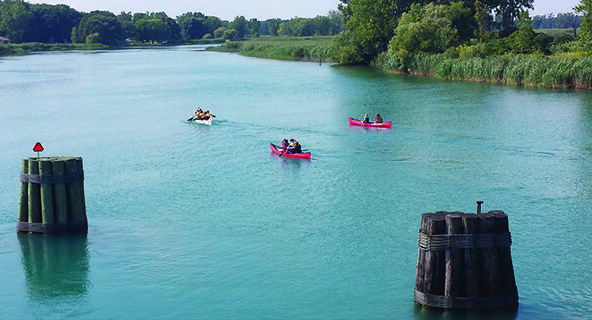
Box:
[286, 139, 302, 154]
[375, 113, 383, 123]
[202, 110, 216, 120]
[194, 107, 202, 117]
[188, 108, 203, 121]
[362, 113, 370, 123]
[281, 138, 289, 152]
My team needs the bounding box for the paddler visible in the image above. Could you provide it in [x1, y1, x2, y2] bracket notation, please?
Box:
[362, 113, 370, 123]
[204, 110, 215, 120]
[286, 139, 302, 154]
[375, 113, 383, 123]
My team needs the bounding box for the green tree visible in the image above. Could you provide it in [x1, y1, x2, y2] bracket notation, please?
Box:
[278, 22, 285, 36]
[285, 17, 306, 36]
[230, 16, 247, 38]
[389, 3, 459, 56]
[327, 11, 344, 35]
[203, 16, 224, 36]
[213, 26, 237, 40]
[135, 18, 169, 42]
[247, 18, 261, 37]
[474, 0, 489, 43]
[74, 11, 124, 45]
[117, 11, 136, 40]
[177, 13, 206, 41]
[266, 18, 282, 36]
[333, 0, 399, 64]
[483, 0, 534, 31]
[576, 0, 592, 41]
[510, 10, 535, 53]
[0, 0, 35, 43]
[133, 12, 180, 43]
[30, 4, 82, 43]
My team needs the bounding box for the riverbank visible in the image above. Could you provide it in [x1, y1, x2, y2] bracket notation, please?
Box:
[0, 39, 225, 57]
[0, 43, 110, 56]
[208, 36, 335, 62]
[378, 51, 592, 90]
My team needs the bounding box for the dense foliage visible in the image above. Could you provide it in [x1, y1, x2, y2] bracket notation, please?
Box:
[330, 0, 592, 88]
[0, 0, 343, 46]
[211, 36, 334, 62]
[332, 0, 536, 64]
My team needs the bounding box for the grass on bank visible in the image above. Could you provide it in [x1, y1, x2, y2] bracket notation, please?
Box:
[383, 51, 592, 89]
[0, 39, 226, 57]
[209, 36, 335, 62]
[0, 43, 110, 56]
[535, 28, 578, 37]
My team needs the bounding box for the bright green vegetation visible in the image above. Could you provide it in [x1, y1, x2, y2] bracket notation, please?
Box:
[3, 0, 592, 90]
[332, 0, 592, 89]
[0, 0, 342, 57]
[210, 37, 335, 62]
[0, 43, 108, 56]
[383, 52, 592, 89]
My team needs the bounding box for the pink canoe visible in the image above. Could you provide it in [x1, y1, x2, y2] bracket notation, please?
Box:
[349, 117, 392, 128]
[270, 143, 311, 159]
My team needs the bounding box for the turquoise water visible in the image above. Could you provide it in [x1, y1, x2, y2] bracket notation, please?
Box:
[1, 45, 591, 319]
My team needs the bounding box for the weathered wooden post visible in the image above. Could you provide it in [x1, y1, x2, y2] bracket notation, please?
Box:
[17, 157, 87, 233]
[414, 206, 518, 309]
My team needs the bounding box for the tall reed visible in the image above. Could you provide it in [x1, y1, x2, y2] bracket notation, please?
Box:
[384, 51, 592, 89]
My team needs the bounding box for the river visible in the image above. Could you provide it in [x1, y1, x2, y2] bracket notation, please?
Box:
[0, 45, 591, 319]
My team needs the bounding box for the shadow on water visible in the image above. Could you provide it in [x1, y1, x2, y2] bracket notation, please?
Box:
[17, 232, 89, 301]
[413, 304, 518, 320]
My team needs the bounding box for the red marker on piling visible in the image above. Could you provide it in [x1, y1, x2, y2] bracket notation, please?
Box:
[33, 142, 44, 157]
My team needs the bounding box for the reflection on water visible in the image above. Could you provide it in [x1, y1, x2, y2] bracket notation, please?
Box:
[413, 304, 518, 320]
[18, 232, 89, 301]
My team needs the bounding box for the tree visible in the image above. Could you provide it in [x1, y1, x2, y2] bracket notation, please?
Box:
[203, 16, 224, 36]
[74, 11, 124, 45]
[213, 26, 237, 40]
[474, 0, 489, 42]
[132, 12, 180, 43]
[389, 3, 459, 56]
[135, 18, 169, 42]
[230, 16, 247, 38]
[510, 10, 535, 53]
[30, 4, 83, 43]
[266, 18, 282, 36]
[576, 0, 592, 41]
[285, 17, 306, 36]
[0, 0, 35, 43]
[278, 22, 285, 36]
[117, 11, 137, 40]
[483, 0, 534, 31]
[333, 0, 400, 64]
[177, 13, 206, 41]
[327, 11, 344, 35]
[247, 18, 261, 37]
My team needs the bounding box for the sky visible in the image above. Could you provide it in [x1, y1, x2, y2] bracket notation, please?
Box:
[28, 0, 581, 20]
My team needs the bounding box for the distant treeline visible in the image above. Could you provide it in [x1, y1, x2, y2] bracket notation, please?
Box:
[0, 0, 343, 45]
[532, 13, 582, 30]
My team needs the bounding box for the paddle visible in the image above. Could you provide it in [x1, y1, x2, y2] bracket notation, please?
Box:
[187, 117, 194, 121]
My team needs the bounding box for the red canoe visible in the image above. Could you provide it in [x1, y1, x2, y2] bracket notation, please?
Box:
[270, 143, 311, 159]
[349, 117, 392, 128]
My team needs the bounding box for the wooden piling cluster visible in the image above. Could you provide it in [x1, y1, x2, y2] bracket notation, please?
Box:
[414, 211, 518, 309]
[17, 157, 87, 233]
